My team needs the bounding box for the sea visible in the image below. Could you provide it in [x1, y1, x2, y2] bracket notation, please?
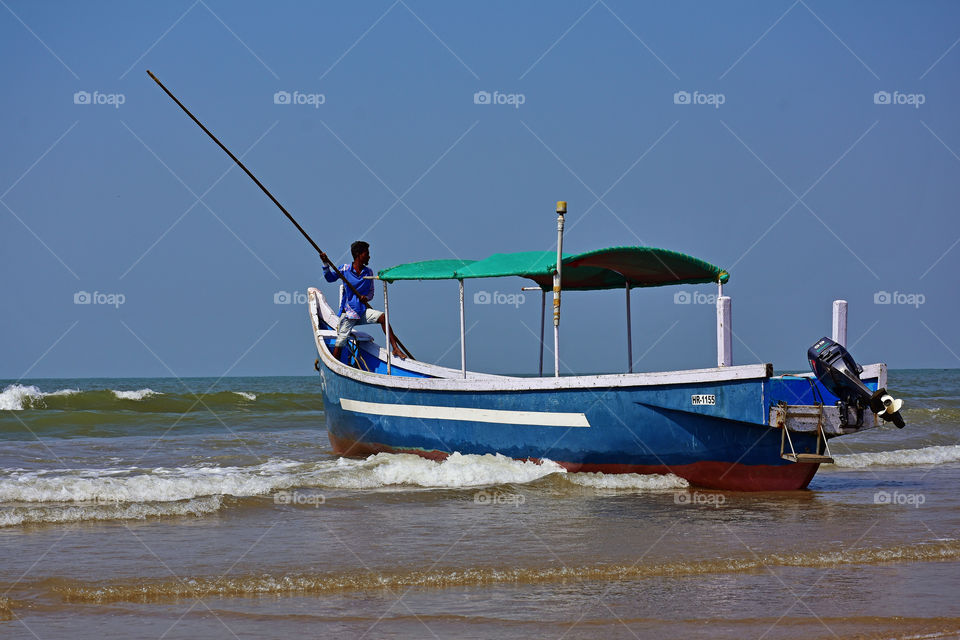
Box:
[0, 370, 958, 639]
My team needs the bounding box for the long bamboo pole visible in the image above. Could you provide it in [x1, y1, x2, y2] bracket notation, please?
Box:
[146, 70, 412, 359]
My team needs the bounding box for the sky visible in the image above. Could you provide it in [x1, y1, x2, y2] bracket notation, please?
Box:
[2, 0, 959, 379]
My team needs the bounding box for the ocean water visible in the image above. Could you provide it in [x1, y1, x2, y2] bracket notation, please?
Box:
[0, 370, 958, 639]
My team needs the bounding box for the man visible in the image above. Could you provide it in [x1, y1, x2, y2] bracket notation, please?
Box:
[319, 241, 404, 362]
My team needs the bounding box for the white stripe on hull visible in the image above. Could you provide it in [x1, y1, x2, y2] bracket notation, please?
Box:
[340, 398, 590, 428]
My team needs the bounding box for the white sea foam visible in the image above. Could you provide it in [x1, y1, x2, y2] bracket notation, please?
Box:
[313, 452, 566, 489]
[0, 461, 304, 504]
[565, 471, 689, 490]
[0, 384, 79, 410]
[111, 388, 161, 401]
[0, 453, 567, 507]
[234, 392, 257, 401]
[46, 388, 80, 397]
[0, 384, 42, 410]
[831, 445, 960, 468]
[0, 496, 222, 527]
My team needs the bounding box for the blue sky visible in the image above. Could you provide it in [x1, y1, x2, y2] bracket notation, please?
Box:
[2, 1, 959, 378]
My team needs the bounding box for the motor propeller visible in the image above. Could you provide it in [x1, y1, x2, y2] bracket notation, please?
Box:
[808, 337, 905, 429]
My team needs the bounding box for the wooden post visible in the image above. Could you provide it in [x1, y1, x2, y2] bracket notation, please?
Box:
[717, 295, 732, 367]
[832, 299, 848, 347]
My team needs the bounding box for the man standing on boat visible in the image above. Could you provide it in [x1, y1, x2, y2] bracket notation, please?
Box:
[319, 241, 404, 362]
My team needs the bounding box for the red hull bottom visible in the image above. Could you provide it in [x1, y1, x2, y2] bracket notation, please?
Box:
[327, 432, 820, 492]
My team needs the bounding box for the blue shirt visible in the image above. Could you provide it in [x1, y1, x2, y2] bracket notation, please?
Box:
[324, 263, 374, 319]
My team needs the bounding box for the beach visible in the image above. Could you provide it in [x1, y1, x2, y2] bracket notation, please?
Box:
[1, 370, 958, 639]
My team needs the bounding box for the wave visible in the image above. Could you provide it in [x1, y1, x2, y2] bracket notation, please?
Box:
[0, 384, 78, 410]
[0, 461, 306, 504]
[0, 496, 222, 527]
[0, 453, 565, 526]
[0, 452, 686, 507]
[1, 384, 163, 410]
[320, 452, 565, 489]
[54, 539, 960, 602]
[0, 453, 562, 508]
[0, 384, 319, 414]
[565, 472, 688, 489]
[0, 496, 223, 527]
[110, 388, 161, 401]
[831, 445, 960, 468]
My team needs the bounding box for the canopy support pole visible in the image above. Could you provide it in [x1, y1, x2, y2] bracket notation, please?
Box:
[539, 289, 545, 376]
[553, 201, 566, 378]
[522, 286, 545, 376]
[625, 281, 633, 373]
[383, 280, 391, 375]
[459, 279, 466, 379]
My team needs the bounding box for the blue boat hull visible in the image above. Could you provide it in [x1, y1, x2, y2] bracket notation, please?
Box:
[308, 289, 875, 491]
[317, 362, 833, 491]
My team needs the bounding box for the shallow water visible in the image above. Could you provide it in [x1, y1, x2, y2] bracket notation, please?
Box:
[0, 371, 958, 639]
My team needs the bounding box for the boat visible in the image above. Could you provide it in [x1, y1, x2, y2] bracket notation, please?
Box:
[307, 203, 905, 491]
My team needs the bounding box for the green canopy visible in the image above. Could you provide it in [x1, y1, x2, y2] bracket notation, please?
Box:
[372, 258, 476, 281]
[378, 246, 729, 290]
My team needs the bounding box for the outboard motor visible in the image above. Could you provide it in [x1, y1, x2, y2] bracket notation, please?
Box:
[808, 337, 905, 429]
